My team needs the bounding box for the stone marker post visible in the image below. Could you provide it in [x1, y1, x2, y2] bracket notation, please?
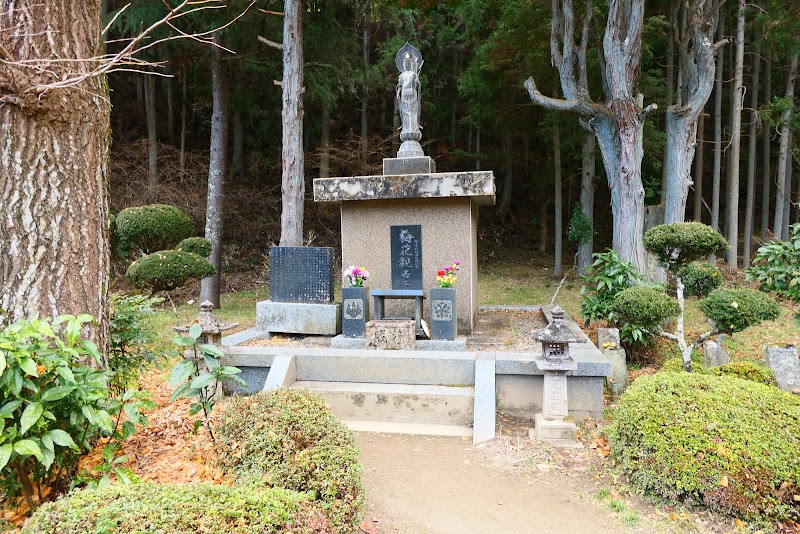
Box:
[766, 345, 800, 393]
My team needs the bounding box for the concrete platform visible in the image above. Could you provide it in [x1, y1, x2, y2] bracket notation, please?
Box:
[256, 300, 341, 335]
[331, 335, 467, 351]
[531, 415, 583, 449]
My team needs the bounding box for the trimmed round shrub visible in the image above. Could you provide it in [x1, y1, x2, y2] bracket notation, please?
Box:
[644, 222, 729, 270]
[709, 360, 777, 386]
[126, 249, 215, 293]
[116, 204, 194, 256]
[176, 236, 212, 257]
[23, 483, 331, 533]
[699, 288, 781, 334]
[215, 389, 364, 533]
[608, 372, 800, 521]
[679, 262, 723, 297]
[613, 287, 680, 325]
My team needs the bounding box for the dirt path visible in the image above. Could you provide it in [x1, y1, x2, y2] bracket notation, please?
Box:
[356, 433, 633, 534]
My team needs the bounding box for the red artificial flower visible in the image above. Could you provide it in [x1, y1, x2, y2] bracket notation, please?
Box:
[437, 270, 445, 276]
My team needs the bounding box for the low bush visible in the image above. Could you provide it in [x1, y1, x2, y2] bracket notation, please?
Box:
[580, 250, 644, 326]
[125, 249, 215, 293]
[611, 286, 680, 345]
[679, 262, 723, 297]
[699, 288, 781, 334]
[115, 204, 194, 257]
[23, 482, 332, 533]
[109, 294, 165, 393]
[215, 389, 364, 533]
[709, 360, 776, 386]
[175, 236, 212, 257]
[608, 372, 800, 521]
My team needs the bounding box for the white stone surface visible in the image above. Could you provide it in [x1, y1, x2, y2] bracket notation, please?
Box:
[473, 353, 496, 444]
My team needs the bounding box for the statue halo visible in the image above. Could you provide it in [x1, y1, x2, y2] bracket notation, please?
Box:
[395, 42, 423, 74]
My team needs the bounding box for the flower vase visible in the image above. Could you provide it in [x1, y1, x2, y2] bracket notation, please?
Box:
[342, 286, 369, 338]
[430, 287, 457, 340]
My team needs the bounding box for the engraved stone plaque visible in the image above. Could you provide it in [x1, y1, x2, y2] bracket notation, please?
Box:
[390, 225, 422, 290]
[269, 246, 334, 303]
[432, 300, 453, 321]
[344, 299, 364, 320]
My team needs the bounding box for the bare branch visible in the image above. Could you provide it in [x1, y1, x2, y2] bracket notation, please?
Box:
[258, 36, 283, 50]
[258, 9, 284, 16]
[524, 77, 608, 118]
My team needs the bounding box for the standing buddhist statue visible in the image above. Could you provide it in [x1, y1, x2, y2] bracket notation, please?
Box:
[395, 42, 425, 158]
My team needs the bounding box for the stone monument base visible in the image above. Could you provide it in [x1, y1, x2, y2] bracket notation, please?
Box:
[365, 320, 416, 350]
[382, 156, 436, 175]
[531, 414, 583, 449]
[256, 300, 341, 335]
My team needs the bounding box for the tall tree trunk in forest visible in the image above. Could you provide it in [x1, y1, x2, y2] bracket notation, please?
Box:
[661, 0, 675, 204]
[539, 199, 549, 253]
[783, 132, 793, 240]
[163, 48, 174, 144]
[760, 55, 772, 241]
[320, 105, 330, 177]
[200, 32, 229, 309]
[0, 0, 111, 357]
[232, 67, 244, 178]
[475, 127, 481, 171]
[710, 16, 725, 262]
[725, 0, 745, 267]
[743, 44, 761, 267]
[663, 0, 721, 225]
[499, 134, 513, 222]
[526, 0, 655, 275]
[554, 126, 563, 277]
[693, 113, 705, 221]
[280, 0, 305, 247]
[578, 133, 595, 275]
[180, 65, 187, 177]
[773, 54, 798, 238]
[360, 3, 370, 165]
[144, 73, 158, 189]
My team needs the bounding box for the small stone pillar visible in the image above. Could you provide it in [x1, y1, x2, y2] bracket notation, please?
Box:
[766, 345, 800, 393]
[530, 307, 584, 448]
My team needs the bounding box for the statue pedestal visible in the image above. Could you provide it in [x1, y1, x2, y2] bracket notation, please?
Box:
[532, 357, 583, 448]
[397, 139, 425, 158]
[383, 156, 435, 175]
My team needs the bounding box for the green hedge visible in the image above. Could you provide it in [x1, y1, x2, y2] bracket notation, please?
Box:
[116, 204, 194, 256]
[176, 236, 212, 257]
[709, 360, 776, 386]
[126, 249, 215, 293]
[608, 372, 800, 521]
[215, 389, 364, 533]
[678, 262, 723, 297]
[699, 288, 781, 334]
[23, 483, 332, 533]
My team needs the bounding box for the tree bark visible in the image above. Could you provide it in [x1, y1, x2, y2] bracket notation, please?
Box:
[783, 131, 793, 240]
[499, 133, 513, 222]
[232, 67, 244, 179]
[773, 53, 798, 238]
[760, 54, 772, 241]
[144, 73, 158, 189]
[710, 16, 725, 262]
[724, 0, 746, 267]
[743, 43, 761, 267]
[578, 133, 595, 275]
[693, 112, 705, 221]
[360, 3, 370, 165]
[554, 126, 563, 277]
[0, 0, 111, 356]
[279, 0, 305, 247]
[320, 104, 330, 178]
[180, 64, 187, 177]
[200, 32, 229, 309]
[163, 47, 174, 144]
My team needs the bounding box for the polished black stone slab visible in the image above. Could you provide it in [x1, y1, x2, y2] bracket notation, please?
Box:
[269, 246, 334, 303]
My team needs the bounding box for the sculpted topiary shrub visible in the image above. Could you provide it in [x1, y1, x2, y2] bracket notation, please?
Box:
[611, 286, 680, 345]
[175, 236, 212, 257]
[215, 389, 364, 533]
[643, 222, 729, 268]
[678, 262, 723, 297]
[608, 372, 800, 521]
[709, 361, 776, 386]
[125, 250, 215, 293]
[699, 288, 781, 335]
[23, 482, 331, 533]
[116, 204, 194, 257]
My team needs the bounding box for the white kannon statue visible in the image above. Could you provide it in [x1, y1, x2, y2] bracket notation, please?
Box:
[395, 42, 424, 158]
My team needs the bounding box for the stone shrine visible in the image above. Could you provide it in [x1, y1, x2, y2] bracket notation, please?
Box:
[313, 43, 494, 334]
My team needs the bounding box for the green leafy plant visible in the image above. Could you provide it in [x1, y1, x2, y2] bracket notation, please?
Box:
[125, 249, 215, 294]
[567, 205, 593, 244]
[115, 204, 194, 257]
[709, 361, 777, 386]
[169, 323, 244, 440]
[109, 294, 167, 394]
[608, 372, 800, 521]
[746, 223, 800, 324]
[699, 288, 781, 335]
[611, 286, 680, 346]
[643, 222, 729, 269]
[580, 250, 644, 326]
[215, 389, 364, 533]
[175, 236, 212, 258]
[0, 315, 151, 512]
[678, 262, 723, 297]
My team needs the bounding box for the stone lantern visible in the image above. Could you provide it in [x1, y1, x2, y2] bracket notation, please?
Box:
[530, 306, 585, 448]
[174, 301, 238, 346]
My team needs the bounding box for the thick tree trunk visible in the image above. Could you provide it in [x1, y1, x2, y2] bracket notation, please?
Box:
[724, 0, 746, 267]
[0, 0, 110, 356]
[693, 113, 705, 221]
[760, 55, 772, 241]
[743, 44, 761, 267]
[200, 32, 229, 309]
[773, 54, 798, 238]
[578, 133, 595, 275]
[144, 73, 158, 189]
[710, 16, 725, 262]
[554, 127, 563, 277]
[320, 104, 330, 178]
[232, 68, 244, 179]
[279, 0, 305, 247]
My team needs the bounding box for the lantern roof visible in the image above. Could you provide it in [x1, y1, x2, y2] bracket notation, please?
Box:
[532, 306, 585, 344]
[174, 301, 238, 335]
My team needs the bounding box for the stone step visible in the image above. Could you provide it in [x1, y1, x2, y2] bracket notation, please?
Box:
[343, 420, 472, 437]
[290, 381, 475, 426]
